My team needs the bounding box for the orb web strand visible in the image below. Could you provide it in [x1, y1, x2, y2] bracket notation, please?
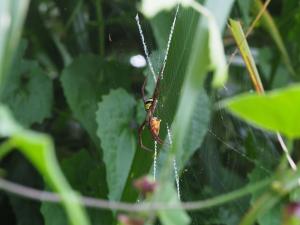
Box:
[135, 14, 157, 82]
[166, 123, 173, 145]
[208, 129, 271, 174]
[276, 133, 297, 171]
[173, 159, 181, 199]
[276, 133, 300, 185]
[160, 4, 180, 79]
[153, 140, 158, 180]
[166, 123, 181, 199]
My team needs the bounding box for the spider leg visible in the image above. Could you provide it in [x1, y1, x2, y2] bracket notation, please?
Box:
[141, 76, 148, 103]
[138, 120, 152, 151]
[150, 128, 164, 145]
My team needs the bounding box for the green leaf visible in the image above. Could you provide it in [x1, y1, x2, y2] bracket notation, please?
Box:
[159, 88, 210, 171]
[180, 87, 210, 166]
[142, 1, 228, 87]
[159, 0, 231, 180]
[41, 150, 112, 225]
[156, 182, 190, 225]
[221, 84, 300, 139]
[60, 54, 130, 146]
[0, 105, 90, 225]
[0, 41, 53, 127]
[96, 89, 136, 201]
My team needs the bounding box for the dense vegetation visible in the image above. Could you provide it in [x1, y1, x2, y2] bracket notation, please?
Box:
[1, 0, 300, 225]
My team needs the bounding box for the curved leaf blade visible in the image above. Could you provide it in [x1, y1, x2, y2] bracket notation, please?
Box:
[221, 85, 300, 139]
[96, 89, 136, 201]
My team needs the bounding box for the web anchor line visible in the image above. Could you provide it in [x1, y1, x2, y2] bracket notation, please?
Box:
[136, 5, 180, 82]
[160, 4, 180, 79]
[135, 13, 157, 82]
[167, 123, 181, 200]
[153, 140, 158, 180]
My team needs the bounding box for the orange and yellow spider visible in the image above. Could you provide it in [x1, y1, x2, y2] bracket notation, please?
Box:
[138, 72, 164, 151]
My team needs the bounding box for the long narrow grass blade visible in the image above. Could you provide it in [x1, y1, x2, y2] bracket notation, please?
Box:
[229, 19, 264, 94]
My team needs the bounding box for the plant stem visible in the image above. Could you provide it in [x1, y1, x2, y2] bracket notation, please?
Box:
[182, 178, 272, 211]
[0, 176, 272, 211]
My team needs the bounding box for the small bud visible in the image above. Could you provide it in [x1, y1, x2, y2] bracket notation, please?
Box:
[283, 202, 300, 224]
[118, 214, 144, 225]
[133, 176, 157, 195]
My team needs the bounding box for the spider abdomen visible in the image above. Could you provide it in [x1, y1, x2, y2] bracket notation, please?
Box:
[150, 117, 161, 136]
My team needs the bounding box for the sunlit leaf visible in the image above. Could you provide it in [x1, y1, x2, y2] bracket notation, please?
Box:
[221, 85, 300, 139]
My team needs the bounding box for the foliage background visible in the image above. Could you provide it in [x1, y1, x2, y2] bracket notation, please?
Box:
[1, 0, 300, 225]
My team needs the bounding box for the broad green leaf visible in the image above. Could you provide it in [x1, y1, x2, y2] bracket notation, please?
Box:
[0, 41, 53, 127]
[96, 89, 136, 201]
[160, 0, 231, 181]
[41, 150, 112, 225]
[158, 89, 210, 171]
[221, 85, 300, 139]
[0, 105, 90, 225]
[178, 89, 210, 168]
[141, 1, 228, 87]
[60, 54, 130, 147]
[155, 182, 190, 225]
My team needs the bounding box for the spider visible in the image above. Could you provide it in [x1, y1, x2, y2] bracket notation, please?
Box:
[138, 71, 164, 151]
[136, 5, 179, 151]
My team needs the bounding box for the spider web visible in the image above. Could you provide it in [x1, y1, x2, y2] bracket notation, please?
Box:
[136, 4, 280, 225]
